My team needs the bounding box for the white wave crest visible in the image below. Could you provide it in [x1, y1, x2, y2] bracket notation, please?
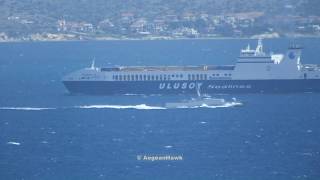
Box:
[0, 107, 56, 111]
[77, 104, 166, 110]
[200, 102, 243, 108]
[0, 101, 242, 111]
[173, 102, 242, 109]
[7, 141, 21, 146]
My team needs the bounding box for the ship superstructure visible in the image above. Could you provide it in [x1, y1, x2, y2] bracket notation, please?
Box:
[62, 39, 320, 94]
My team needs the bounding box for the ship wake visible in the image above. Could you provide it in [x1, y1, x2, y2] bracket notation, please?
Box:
[76, 102, 242, 110]
[0, 107, 56, 111]
[0, 101, 242, 111]
[76, 104, 166, 110]
[169, 101, 242, 109]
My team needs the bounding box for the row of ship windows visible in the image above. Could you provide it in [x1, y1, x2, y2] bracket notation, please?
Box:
[112, 73, 232, 81]
[113, 74, 182, 81]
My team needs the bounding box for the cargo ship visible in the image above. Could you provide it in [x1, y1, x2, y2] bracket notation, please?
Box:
[62, 39, 320, 95]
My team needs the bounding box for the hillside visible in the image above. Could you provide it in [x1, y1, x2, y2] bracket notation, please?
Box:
[0, 0, 319, 41]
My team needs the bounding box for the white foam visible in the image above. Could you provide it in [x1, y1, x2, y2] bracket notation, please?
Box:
[77, 104, 166, 110]
[173, 102, 242, 109]
[199, 101, 243, 108]
[0, 101, 242, 111]
[0, 107, 55, 111]
[299, 152, 313, 157]
[41, 141, 49, 144]
[7, 141, 21, 146]
[112, 138, 123, 142]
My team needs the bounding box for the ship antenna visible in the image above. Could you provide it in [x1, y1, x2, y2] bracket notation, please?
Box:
[258, 38, 263, 51]
[255, 38, 264, 55]
[91, 58, 96, 69]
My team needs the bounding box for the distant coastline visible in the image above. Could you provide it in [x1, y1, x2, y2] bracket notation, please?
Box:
[1, 33, 320, 43]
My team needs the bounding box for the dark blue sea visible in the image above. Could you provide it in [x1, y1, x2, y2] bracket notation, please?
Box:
[1, 39, 320, 180]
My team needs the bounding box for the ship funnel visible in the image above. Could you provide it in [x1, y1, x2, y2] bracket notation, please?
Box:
[287, 44, 302, 65]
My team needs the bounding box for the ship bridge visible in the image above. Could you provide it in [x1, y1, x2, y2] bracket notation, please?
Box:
[237, 39, 273, 64]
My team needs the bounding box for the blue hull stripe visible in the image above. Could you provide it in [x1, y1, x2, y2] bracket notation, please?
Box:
[62, 79, 320, 95]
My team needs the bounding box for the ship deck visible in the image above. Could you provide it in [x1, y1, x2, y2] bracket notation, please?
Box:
[100, 65, 235, 72]
[302, 64, 320, 71]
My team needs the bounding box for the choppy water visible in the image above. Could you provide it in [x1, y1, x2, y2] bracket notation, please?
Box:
[1, 39, 320, 180]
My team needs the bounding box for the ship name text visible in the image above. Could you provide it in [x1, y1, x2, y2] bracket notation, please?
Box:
[159, 82, 252, 90]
